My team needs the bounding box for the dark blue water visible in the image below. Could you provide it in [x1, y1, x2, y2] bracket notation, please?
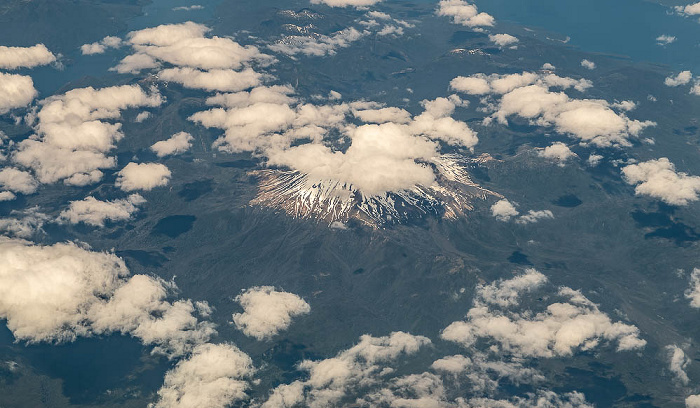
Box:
[473, 0, 700, 71]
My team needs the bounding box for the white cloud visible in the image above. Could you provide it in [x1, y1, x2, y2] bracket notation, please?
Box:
[587, 154, 603, 166]
[436, 0, 495, 28]
[0, 44, 56, 70]
[0, 72, 38, 114]
[515, 209, 554, 224]
[310, 0, 381, 7]
[685, 268, 700, 308]
[676, 2, 700, 16]
[13, 85, 163, 185]
[692, 81, 700, 95]
[665, 71, 693, 86]
[159, 67, 262, 92]
[442, 269, 646, 358]
[538, 142, 577, 165]
[80, 36, 122, 55]
[489, 34, 519, 48]
[135, 111, 151, 122]
[172, 5, 204, 11]
[0, 238, 214, 355]
[0, 207, 48, 238]
[0, 167, 38, 194]
[261, 331, 431, 408]
[491, 199, 518, 221]
[688, 394, 700, 408]
[450, 75, 491, 95]
[666, 345, 690, 385]
[430, 354, 472, 374]
[0, 192, 15, 201]
[451, 71, 654, 147]
[122, 22, 271, 71]
[477, 269, 548, 307]
[269, 27, 365, 57]
[152, 343, 253, 408]
[656, 35, 676, 45]
[58, 194, 146, 227]
[580, 59, 596, 70]
[621, 158, 700, 205]
[151, 131, 194, 157]
[116, 162, 171, 192]
[232, 286, 310, 340]
[112, 53, 160, 74]
[192, 88, 478, 197]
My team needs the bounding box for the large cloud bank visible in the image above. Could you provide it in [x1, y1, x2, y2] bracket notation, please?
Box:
[0, 238, 214, 356]
[450, 71, 654, 147]
[442, 269, 646, 357]
[12, 85, 162, 186]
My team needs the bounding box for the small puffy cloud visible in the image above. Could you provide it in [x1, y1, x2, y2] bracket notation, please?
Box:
[135, 111, 151, 122]
[112, 53, 160, 74]
[656, 35, 676, 45]
[685, 268, 700, 308]
[310, 0, 381, 7]
[665, 71, 693, 86]
[477, 269, 548, 307]
[0, 238, 214, 354]
[491, 199, 518, 221]
[269, 27, 365, 57]
[159, 67, 262, 92]
[621, 158, 700, 205]
[172, 5, 204, 11]
[541, 63, 556, 71]
[151, 132, 194, 157]
[441, 269, 646, 358]
[489, 34, 519, 48]
[666, 345, 690, 385]
[516, 209, 554, 224]
[0, 192, 15, 201]
[0, 44, 56, 70]
[587, 154, 603, 166]
[450, 75, 491, 95]
[692, 82, 700, 95]
[611, 100, 636, 111]
[232, 286, 310, 340]
[261, 331, 430, 408]
[676, 2, 700, 16]
[0, 167, 38, 194]
[0, 208, 48, 238]
[580, 59, 596, 70]
[58, 194, 146, 227]
[13, 85, 163, 185]
[688, 395, 700, 408]
[152, 343, 253, 408]
[80, 36, 122, 55]
[436, 0, 495, 28]
[538, 142, 577, 165]
[0, 72, 38, 114]
[115, 162, 171, 192]
[430, 354, 472, 374]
